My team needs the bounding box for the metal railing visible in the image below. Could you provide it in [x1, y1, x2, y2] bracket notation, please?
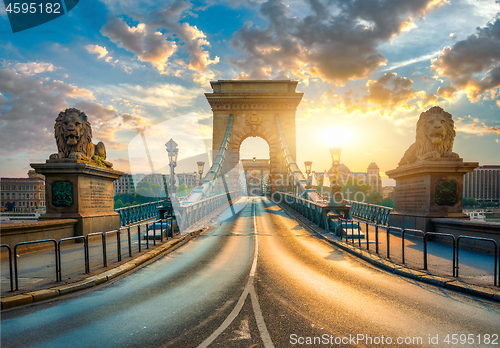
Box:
[457, 236, 498, 286]
[275, 193, 499, 287]
[402, 228, 425, 266]
[14, 239, 58, 291]
[346, 200, 393, 226]
[115, 200, 166, 226]
[5, 218, 179, 293]
[338, 218, 499, 287]
[1, 244, 14, 292]
[424, 232, 456, 276]
[275, 192, 331, 232]
[179, 191, 236, 230]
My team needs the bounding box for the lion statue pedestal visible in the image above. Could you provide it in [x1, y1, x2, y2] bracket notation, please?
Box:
[31, 108, 124, 237]
[386, 107, 478, 232]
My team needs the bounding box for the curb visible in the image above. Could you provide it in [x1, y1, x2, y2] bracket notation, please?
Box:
[277, 202, 500, 303]
[1, 230, 202, 310]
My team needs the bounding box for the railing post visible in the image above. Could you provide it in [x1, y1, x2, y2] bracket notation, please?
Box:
[138, 224, 142, 253]
[117, 229, 122, 262]
[0, 245, 14, 292]
[128, 226, 132, 258]
[153, 222, 156, 246]
[102, 233, 107, 268]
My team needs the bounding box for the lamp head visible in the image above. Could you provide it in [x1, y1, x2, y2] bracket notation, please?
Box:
[329, 147, 342, 165]
[197, 161, 205, 174]
[304, 161, 312, 174]
[172, 148, 179, 165]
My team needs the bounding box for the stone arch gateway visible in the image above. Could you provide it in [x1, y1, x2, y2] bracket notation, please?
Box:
[205, 80, 303, 192]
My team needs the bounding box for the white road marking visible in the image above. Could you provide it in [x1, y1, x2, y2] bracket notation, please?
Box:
[197, 197, 275, 348]
[231, 319, 251, 340]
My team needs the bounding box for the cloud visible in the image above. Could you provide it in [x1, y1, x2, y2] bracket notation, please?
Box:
[228, 0, 448, 84]
[101, 17, 177, 73]
[97, 83, 206, 109]
[455, 120, 500, 135]
[431, 16, 500, 101]
[2, 62, 56, 75]
[332, 72, 431, 115]
[0, 68, 94, 156]
[436, 83, 458, 99]
[85, 44, 110, 59]
[149, 1, 220, 82]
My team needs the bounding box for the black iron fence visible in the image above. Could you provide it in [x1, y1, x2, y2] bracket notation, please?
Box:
[4, 218, 179, 293]
[339, 217, 499, 287]
[278, 196, 499, 287]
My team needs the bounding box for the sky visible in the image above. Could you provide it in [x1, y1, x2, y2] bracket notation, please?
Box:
[1, 0, 499, 186]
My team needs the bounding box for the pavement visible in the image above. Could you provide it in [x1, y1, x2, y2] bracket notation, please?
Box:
[2, 195, 499, 311]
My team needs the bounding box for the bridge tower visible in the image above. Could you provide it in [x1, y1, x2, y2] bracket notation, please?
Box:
[205, 80, 303, 192]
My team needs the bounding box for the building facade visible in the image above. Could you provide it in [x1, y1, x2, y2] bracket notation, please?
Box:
[328, 162, 382, 194]
[1, 177, 45, 212]
[463, 165, 500, 203]
[114, 173, 198, 195]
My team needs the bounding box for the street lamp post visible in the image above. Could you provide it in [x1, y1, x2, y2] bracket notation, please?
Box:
[304, 161, 312, 188]
[329, 148, 343, 206]
[197, 161, 205, 188]
[165, 139, 179, 200]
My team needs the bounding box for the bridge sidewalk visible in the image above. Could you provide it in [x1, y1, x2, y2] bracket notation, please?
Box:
[0, 229, 202, 310]
[1, 196, 249, 310]
[277, 202, 500, 303]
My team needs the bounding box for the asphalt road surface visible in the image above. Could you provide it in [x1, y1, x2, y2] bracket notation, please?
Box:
[2, 197, 500, 347]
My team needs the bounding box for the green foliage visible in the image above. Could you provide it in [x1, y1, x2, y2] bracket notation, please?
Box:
[366, 191, 383, 204]
[480, 201, 496, 208]
[462, 197, 478, 208]
[114, 191, 160, 207]
[340, 178, 370, 201]
[177, 182, 188, 197]
[136, 182, 162, 198]
[114, 199, 125, 209]
[379, 197, 395, 208]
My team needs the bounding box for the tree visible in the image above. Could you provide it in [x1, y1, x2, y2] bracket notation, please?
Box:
[462, 197, 478, 208]
[177, 183, 187, 197]
[114, 199, 125, 209]
[480, 201, 496, 208]
[366, 191, 383, 204]
[380, 197, 395, 208]
[340, 178, 370, 201]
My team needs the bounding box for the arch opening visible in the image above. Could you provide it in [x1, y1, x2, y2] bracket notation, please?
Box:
[239, 137, 270, 196]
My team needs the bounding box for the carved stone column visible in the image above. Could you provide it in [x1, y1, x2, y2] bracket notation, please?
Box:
[386, 161, 478, 231]
[31, 160, 123, 237]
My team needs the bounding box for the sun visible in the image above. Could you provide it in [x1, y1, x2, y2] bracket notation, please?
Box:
[319, 126, 355, 147]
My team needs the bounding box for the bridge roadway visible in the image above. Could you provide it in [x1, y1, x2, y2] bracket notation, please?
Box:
[2, 197, 500, 347]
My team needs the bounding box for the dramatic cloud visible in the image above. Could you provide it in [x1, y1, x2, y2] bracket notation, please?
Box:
[150, 1, 220, 82]
[85, 44, 110, 59]
[2, 61, 56, 75]
[436, 83, 458, 99]
[229, 0, 447, 84]
[332, 72, 432, 115]
[432, 16, 500, 101]
[101, 17, 177, 73]
[97, 83, 206, 109]
[0, 68, 94, 156]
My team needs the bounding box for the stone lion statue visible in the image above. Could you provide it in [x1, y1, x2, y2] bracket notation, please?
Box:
[49, 108, 112, 168]
[398, 106, 460, 166]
